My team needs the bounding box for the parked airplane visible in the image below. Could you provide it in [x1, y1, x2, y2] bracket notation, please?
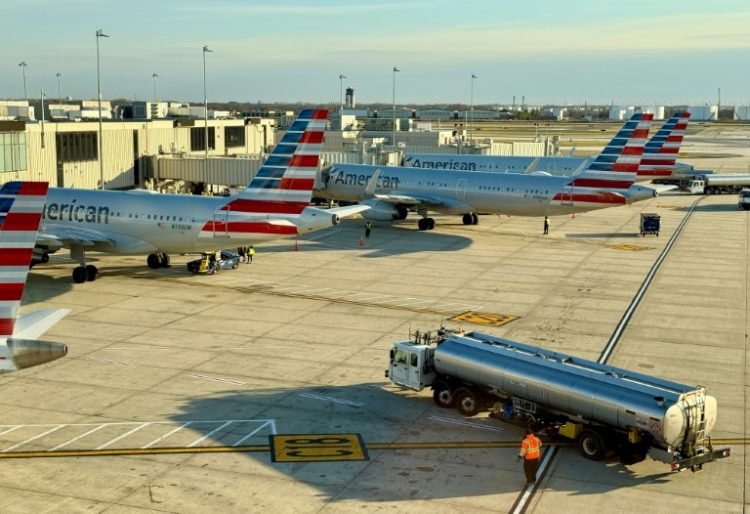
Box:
[0, 181, 69, 373]
[402, 112, 690, 181]
[33, 109, 368, 283]
[318, 113, 655, 230]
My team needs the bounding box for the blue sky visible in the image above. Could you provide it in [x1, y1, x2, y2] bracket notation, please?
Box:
[2, 0, 749, 105]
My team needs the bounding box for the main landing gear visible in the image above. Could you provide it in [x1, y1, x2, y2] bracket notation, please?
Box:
[417, 217, 435, 231]
[70, 245, 98, 283]
[462, 213, 479, 225]
[147, 252, 170, 269]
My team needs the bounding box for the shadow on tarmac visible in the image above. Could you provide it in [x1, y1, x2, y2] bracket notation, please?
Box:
[170, 383, 674, 502]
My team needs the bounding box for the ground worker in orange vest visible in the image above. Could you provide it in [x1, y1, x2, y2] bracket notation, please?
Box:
[518, 427, 542, 485]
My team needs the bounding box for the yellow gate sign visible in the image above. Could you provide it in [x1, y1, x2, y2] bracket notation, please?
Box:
[449, 311, 518, 327]
[270, 434, 369, 462]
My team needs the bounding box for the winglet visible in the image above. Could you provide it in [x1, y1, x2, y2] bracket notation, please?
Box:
[364, 169, 382, 196]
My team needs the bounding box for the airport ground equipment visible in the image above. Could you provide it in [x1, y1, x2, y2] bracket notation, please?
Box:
[738, 189, 750, 210]
[386, 328, 730, 471]
[654, 173, 750, 195]
[639, 213, 660, 236]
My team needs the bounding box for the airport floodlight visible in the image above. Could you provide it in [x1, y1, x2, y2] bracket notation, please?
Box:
[18, 61, 28, 101]
[203, 46, 213, 185]
[392, 67, 400, 148]
[152, 73, 159, 102]
[56, 72, 62, 103]
[96, 29, 109, 190]
[470, 74, 478, 143]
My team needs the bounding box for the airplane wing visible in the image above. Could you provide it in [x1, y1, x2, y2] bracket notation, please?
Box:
[372, 193, 473, 214]
[37, 224, 115, 249]
[13, 309, 71, 340]
[328, 204, 371, 218]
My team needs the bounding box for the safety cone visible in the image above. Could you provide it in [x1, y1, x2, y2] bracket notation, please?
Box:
[359, 236, 365, 247]
[294, 240, 299, 251]
[572, 212, 576, 220]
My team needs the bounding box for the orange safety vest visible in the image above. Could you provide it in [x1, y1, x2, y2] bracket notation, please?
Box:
[521, 434, 542, 460]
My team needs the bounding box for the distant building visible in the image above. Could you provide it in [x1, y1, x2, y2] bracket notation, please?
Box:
[734, 106, 750, 121]
[609, 106, 635, 120]
[132, 101, 169, 119]
[0, 100, 35, 121]
[688, 105, 718, 121]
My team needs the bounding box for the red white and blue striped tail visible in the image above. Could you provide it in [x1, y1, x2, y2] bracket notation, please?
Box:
[552, 113, 653, 206]
[0, 182, 49, 337]
[639, 112, 689, 178]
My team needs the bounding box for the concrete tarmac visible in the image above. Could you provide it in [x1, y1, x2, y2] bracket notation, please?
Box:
[0, 193, 746, 513]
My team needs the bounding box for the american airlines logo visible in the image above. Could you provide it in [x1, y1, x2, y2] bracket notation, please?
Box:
[330, 170, 400, 189]
[406, 158, 477, 171]
[43, 200, 110, 224]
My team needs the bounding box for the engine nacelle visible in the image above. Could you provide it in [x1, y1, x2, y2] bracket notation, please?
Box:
[361, 200, 408, 221]
[0, 338, 68, 372]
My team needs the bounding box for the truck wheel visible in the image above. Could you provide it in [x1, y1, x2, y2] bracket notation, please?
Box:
[578, 430, 605, 461]
[433, 384, 454, 408]
[455, 389, 479, 417]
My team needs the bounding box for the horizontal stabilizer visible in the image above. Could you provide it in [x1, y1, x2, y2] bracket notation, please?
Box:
[13, 309, 70, 340]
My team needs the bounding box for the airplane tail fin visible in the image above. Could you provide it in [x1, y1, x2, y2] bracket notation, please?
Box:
[554, 113, 653, 206]
[0, 181, 68, 372]
[203, 110, 327, 239]
[639, 112, 689, 179]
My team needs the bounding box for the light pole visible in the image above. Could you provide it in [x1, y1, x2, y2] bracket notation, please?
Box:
[56, 72, 62, 103]
[392, 66, 400, 148]
[202, 45, 213, 188]
[18, 62, 27, 101]
[470, 73, 478, 145]
[338, 74, 347, 117]
[152, 73, 159, 102]
[96, 29, 109, 190]
[40, 89, 46, 148]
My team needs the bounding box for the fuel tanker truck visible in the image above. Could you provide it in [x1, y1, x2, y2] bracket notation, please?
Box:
[386, 329, 731, 471]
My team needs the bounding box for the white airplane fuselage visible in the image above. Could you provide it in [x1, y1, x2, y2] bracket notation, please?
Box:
[42, 188, 336, 255]
[320, 164, 654, 217]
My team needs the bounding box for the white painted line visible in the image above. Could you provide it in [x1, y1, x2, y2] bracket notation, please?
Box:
[268, 420, 277, 435]
[187, 421, 234, 448]
[104, 347, 171, 351]
[298, 392, 364, 408]
[49, 424, 107, 451]
[225, 345, 392, 351]
[428, 415, 505, 433]
[4, 424, 67, 452]
[0, 426, 21, 438]
[96, 423, 151, 450]
[232, 421, 273, 447]
[142, 422, 193, 449]
[85, 356, 136, 368]
[511, 446, 557, 514]
[190, 374, 245, 386]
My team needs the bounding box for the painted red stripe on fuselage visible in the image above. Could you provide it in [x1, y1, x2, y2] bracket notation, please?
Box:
[0, 213, 42, 231]
[640, 158, 676, 166]
[0, 248, 33, 266]
[0, 283, 25, 301]
[637, 169, 673, 177]
[202, 221, 299, 235]
[553, 193, 626, 205]
[0, 318, 15, 337]
[568, 178, 633, 189]
[222, 199, 308, 214]
[280, 178, 315, 191]
[611, 163, 639, 172]
[18, 183, 49, 196]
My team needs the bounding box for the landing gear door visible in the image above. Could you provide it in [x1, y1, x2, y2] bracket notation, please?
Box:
[456, 178, 467, 202]
[213, 207, 229, 238]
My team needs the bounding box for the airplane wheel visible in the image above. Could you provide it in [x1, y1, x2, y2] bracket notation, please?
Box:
[418, 218, 428, 231]
[462, 213, 473, 225]
[85, 265, 98, 282]
[72, 266, 87, 284]
[41, 253, 49, 264]
[159, 254, 171, 268]
[471, 213, 479, 225]
[427, 218, 435, 230]
[147, 253, 161, 269]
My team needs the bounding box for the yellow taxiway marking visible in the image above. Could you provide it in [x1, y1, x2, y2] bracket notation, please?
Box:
[450, 311, 519, 327]
[270, 434, 368, 462]
[608, 244, 653, 252]
[0, 438, 745, 460]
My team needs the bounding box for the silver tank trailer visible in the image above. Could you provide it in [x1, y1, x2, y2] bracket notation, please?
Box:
[433, 332, 717, 449]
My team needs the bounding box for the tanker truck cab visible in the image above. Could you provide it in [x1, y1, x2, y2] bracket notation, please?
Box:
[387, 332, 440, 391]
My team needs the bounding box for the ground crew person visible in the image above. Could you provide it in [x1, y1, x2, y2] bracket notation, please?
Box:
[365, 221, 373, 238]
[247, 245, 255, 263]
[518, 428, 542, 485]
[237, 246, 246, 262]
[543, 216, 550, 235]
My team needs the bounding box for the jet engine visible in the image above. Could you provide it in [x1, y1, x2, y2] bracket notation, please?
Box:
[0, 339, 68, 372]
[361, 200, 408, 221]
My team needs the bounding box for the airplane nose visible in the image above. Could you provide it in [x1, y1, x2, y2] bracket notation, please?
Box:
[7, 339, 67, 369]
